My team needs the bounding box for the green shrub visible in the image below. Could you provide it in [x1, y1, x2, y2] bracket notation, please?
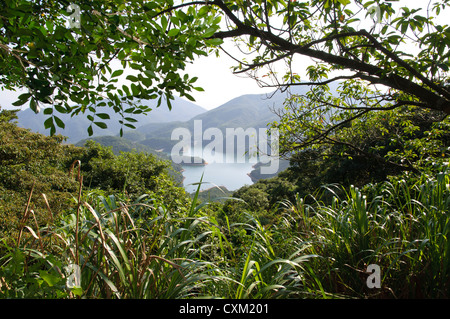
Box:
[283, 168, 450, 298]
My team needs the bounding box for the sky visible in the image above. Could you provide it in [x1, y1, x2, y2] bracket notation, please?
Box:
[183, 51, 275, 110]
[0, 0, 446, 111]
[0, 40, 270, 111]
[183, 0, 444, 109]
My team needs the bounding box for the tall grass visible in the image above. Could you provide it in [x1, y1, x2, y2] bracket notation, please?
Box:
[1, 167, 449, 298]
[0, 176, 316, 298]
[288, 169, 450, 298]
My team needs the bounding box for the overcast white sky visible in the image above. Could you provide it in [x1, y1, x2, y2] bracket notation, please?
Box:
[0, 0, 446, 111]
[184, 0, 446, 109]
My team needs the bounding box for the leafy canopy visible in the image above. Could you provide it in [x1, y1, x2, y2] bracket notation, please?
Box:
[1, 0, 222, 135]
[2, 0, 450, 140]
[0, 108, 188, 241]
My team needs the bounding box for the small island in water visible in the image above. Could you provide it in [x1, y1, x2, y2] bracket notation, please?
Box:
[178, 155, 208, 166]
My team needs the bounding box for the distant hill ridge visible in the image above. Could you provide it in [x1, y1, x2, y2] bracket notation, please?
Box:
[15, 86, 316, 156]
[15, 95, 207, 144]
[13, 87, 318, 187]
[135, 88, 311, 153]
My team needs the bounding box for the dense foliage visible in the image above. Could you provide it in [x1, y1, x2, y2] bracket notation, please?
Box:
[1, 0, 450, 301]
[3, 0, 450, 137]
[0, 109, 188, 243]
[229, 106, 450, 215]
[1, 107, 449, 299]
[1, 0, 219, 135]
[0, 109, 82, 240]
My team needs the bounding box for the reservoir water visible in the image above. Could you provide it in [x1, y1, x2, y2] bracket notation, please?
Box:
[180, 152, 255, 193]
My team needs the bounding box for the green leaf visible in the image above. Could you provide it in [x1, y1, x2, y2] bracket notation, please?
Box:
[205, 38, 224, 46]
[39, 270, 62, 287]
[184, 93, 196, 101]
[12, 98, 30, 107]
[401, 22, 408, 34]
[122, 85, 131, 96]
[131, 83, 140, 95]
[18, 92, 32, 99]
[96, 113, 111, 120]
[45, 20, 54, 33]
[160, 15, 168, 31]
[198, 6, 210, 17]
[44, 117, 53, 129]
[70, 286, 83, 297]
[54, 105, 68, 114]
[43, 108, 53, 115]
[337, 0, 350, 5]
[124, 123, 136, 129]
[54, 116, 65, 129]
[111, 69, 124, 78]
[94, 121, 108, 129]
[202, 27, 217, 38]
[126, 75, 139, 82]
[168, 28, 180, 37]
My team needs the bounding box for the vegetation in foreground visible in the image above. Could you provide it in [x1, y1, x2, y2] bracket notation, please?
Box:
[2, 0, 450, 300]
[1, 109, 449, 299]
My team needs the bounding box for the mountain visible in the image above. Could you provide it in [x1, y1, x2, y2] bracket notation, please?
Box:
[138, 90, 288, 137]
[13, 85, 316, 162]
[136, 87, 311, 153]
[14, 96, 207, 144]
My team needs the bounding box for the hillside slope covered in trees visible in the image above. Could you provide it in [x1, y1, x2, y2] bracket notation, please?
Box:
[0, 109, 189, 241]
[1, 0, 450, 302]
[1, 107, 450, 299]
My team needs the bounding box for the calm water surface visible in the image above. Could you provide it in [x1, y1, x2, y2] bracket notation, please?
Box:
[181, 152, 255, 193]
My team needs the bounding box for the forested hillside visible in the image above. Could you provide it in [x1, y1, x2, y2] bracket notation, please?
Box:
[1, 0, 450, 302]
[0, 109, 189, 241]
[2, 105, 450, 299]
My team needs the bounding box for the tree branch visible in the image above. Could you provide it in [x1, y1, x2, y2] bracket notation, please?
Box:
[260, 74, 360, 87]
[359, 29, 450, 100]
[207, 1, 450, 114]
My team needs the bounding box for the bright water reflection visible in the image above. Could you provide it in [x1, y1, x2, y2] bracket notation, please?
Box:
[181, 152, 255, 193]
